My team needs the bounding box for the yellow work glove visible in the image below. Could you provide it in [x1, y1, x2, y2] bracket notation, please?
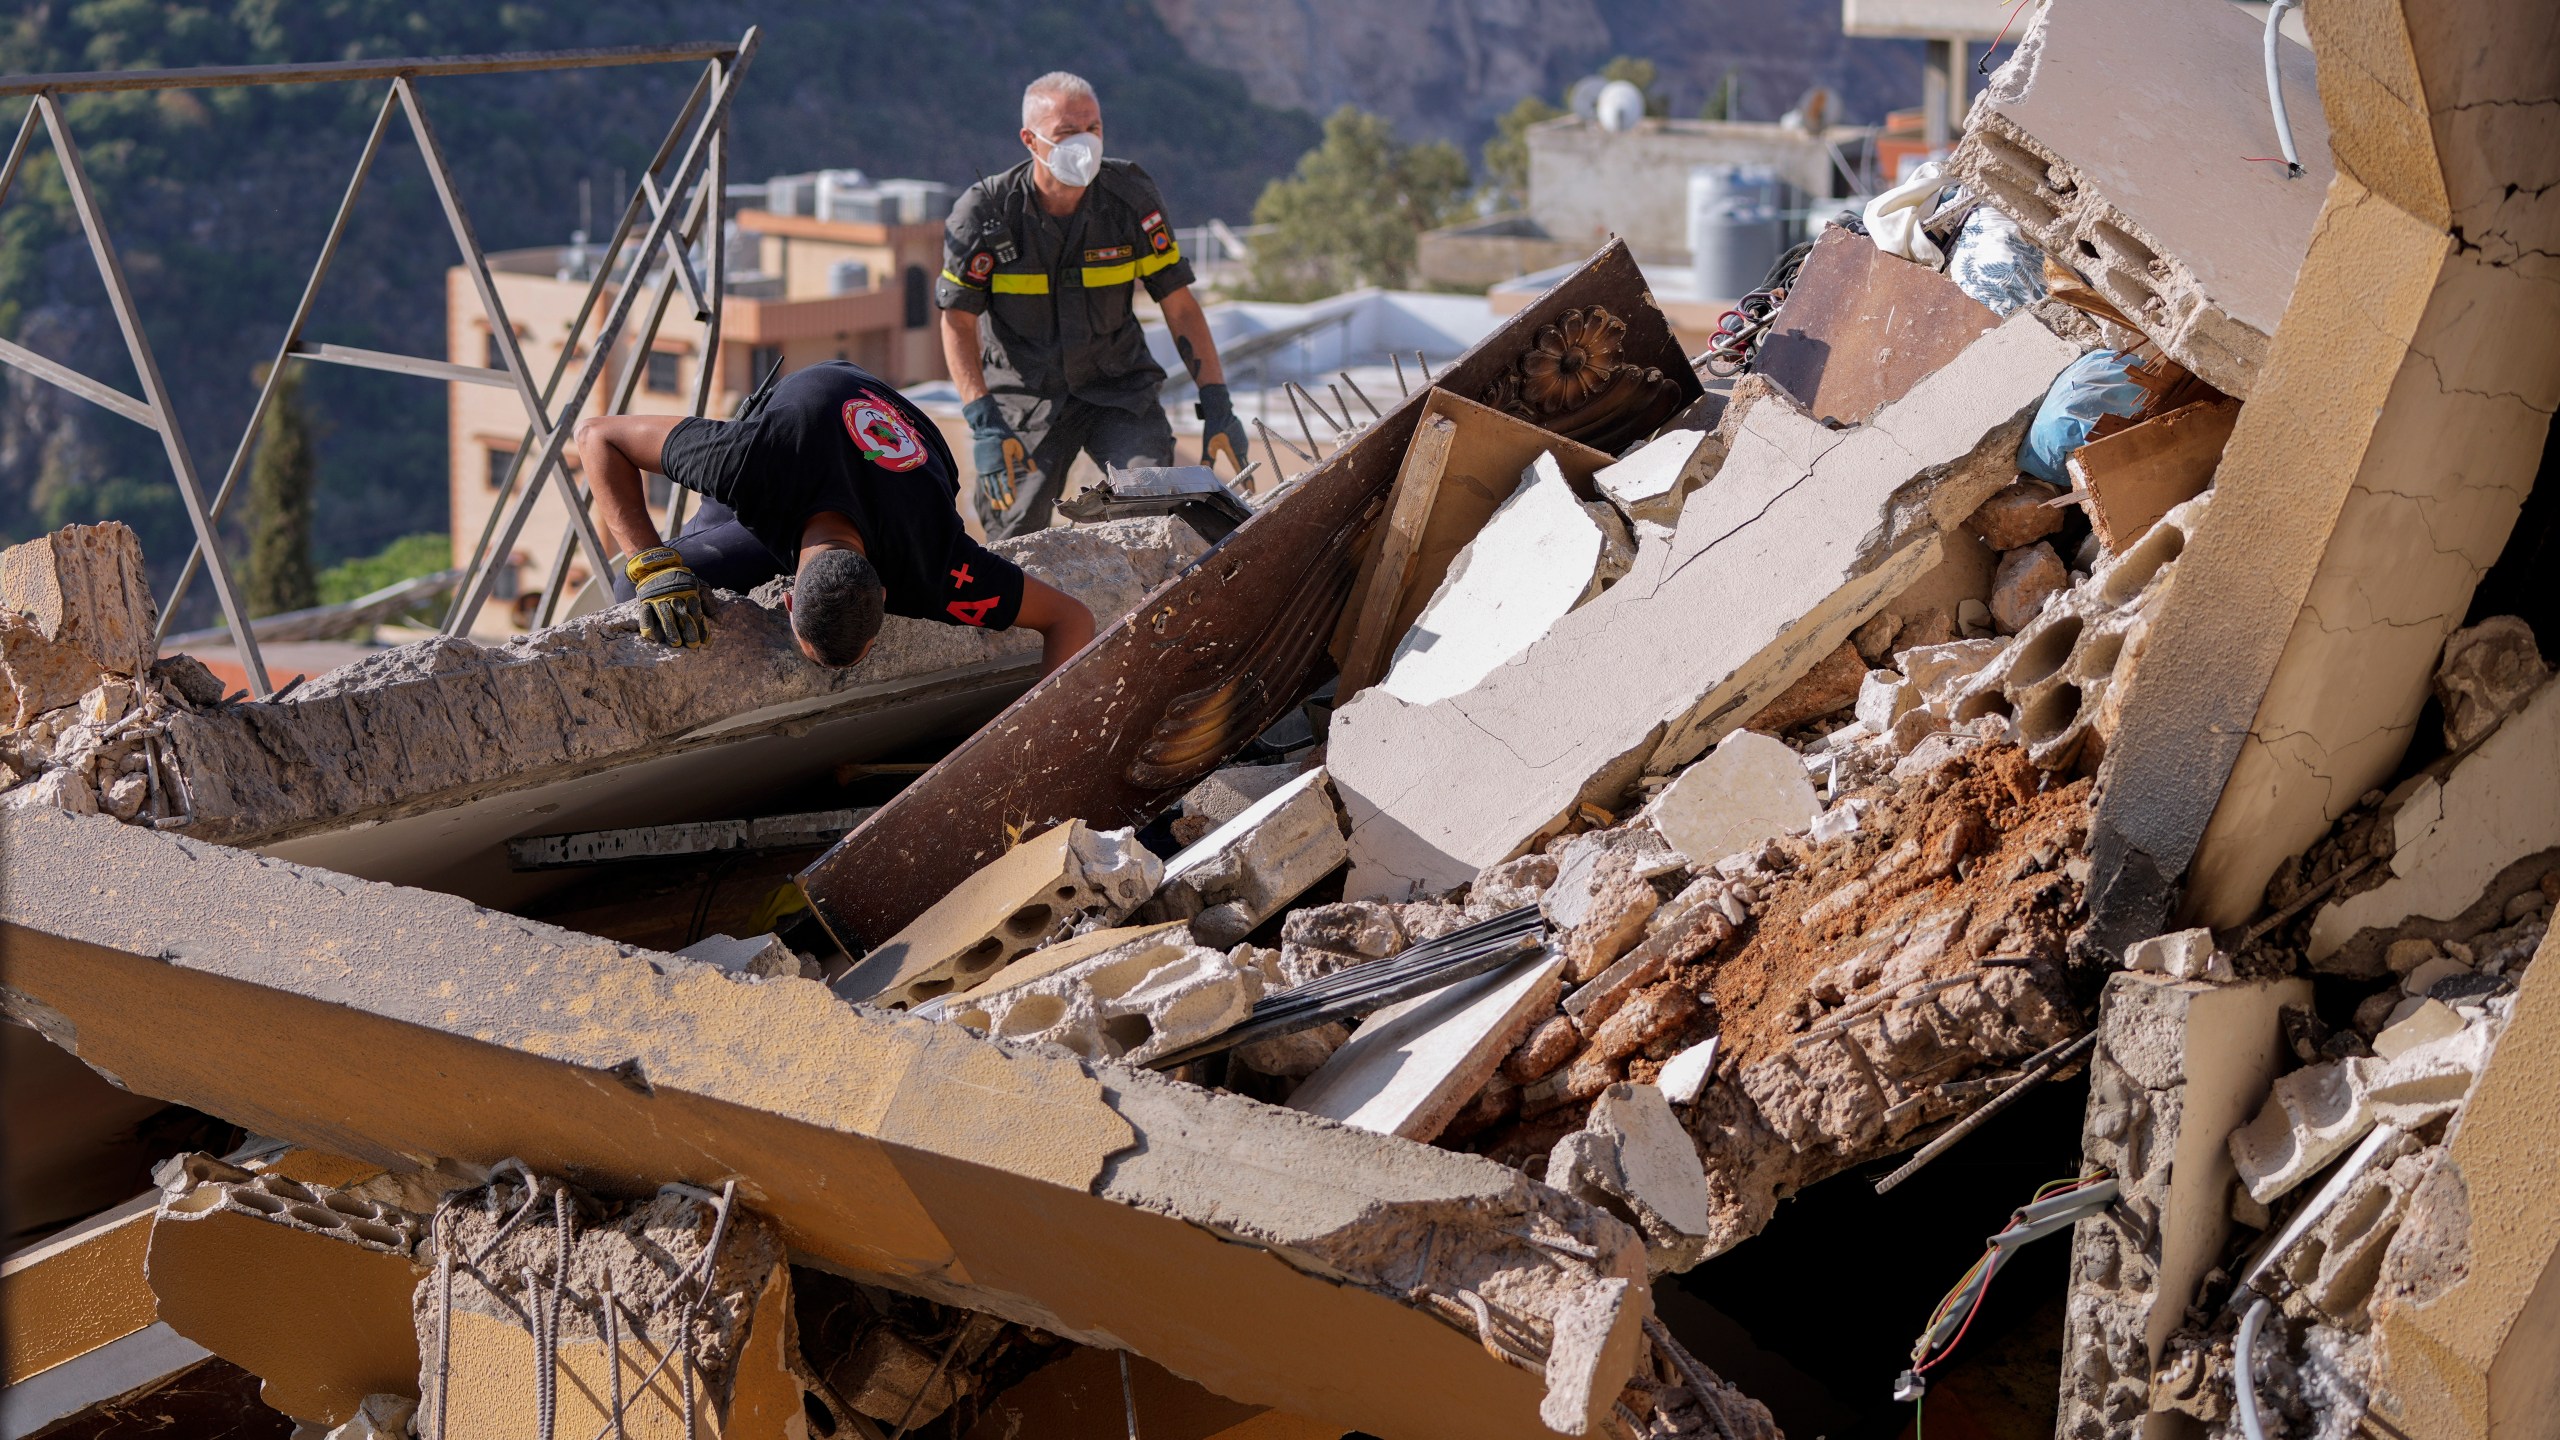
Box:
[625, 546, 709, 648]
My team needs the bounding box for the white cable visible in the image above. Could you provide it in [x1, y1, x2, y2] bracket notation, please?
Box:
[2234, 1295, 2274, 1440]
[2263, 0, 2304, 177]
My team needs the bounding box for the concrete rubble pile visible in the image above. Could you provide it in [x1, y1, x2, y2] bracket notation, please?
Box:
[6, 0, 2557, 1435]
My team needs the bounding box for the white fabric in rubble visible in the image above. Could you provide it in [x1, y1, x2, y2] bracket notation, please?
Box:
[1862, 161, 1947, 268]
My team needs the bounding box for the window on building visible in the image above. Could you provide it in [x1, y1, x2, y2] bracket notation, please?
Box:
[485, 447, 515, 490]
[902, 264, 930, 330]
[484, 330, 506, 370]
[645, 350, 682, 394]
[747, 344, 784, 388]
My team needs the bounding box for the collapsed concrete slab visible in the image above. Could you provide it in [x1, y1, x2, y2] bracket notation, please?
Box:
[2082, 0, 2560, 951]
[1946, 0, 2333, 397]
[0, 805, 1660, 1440]
[107, 519, 1201, 907]
[1331, 312, 2077, 899]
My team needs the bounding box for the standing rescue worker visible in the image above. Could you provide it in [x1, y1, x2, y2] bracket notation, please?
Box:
[937, 71, 1250, 540]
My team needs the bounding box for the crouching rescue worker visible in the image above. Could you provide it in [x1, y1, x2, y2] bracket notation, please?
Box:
[938, 70, 1250, 541]
[576, 359, 1095, 673]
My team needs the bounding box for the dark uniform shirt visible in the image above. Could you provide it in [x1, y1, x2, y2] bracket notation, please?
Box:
[935, 158, 1196, 429]
[657, 361, 1025, 630]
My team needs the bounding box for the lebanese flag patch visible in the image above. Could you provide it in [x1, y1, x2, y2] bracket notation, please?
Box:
[843, 393, 928, 472]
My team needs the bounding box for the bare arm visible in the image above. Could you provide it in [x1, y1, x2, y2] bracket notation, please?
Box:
[1158, 286, 1226, 386]
[573, 412, 687, 559]
[940, 309, 991, 406]
[1013, 574, 1095, 675]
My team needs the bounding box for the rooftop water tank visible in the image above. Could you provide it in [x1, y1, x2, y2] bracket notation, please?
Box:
[1688, 165, 1784, 302]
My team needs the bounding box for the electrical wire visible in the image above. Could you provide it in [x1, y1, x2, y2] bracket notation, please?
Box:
[2262, 0, 2305, 178]
[2235, 1296, 2274, 1440]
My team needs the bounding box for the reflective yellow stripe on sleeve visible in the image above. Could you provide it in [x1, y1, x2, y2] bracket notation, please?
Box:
[1079, 261, 1137, 288]
[1137, 241, 1183, 277]
[990, 272, 1051, 294]
[940, 267, 983, 291]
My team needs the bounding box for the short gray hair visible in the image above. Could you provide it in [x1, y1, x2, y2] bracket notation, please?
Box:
[1022, 71, 1097, 128]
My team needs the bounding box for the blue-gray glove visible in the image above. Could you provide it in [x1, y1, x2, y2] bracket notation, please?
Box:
[963, 395, 1023, 511]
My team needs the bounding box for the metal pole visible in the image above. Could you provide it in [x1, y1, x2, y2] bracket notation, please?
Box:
[0, 103, 37, 207]
[0, 41, 741, 98]
[38, 95, 273, 695]
[395, 75, 615, 589]
[157, 85, 400, 642]
[441, 62, 716, 630]
[448, 26, 757, 635]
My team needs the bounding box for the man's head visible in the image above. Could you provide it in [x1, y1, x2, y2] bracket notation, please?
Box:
[1021, 72, 1102, 188]
[787, 547, 885, 667]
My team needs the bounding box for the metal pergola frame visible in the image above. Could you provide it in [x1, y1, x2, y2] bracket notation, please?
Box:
[0, 32, 757, 696]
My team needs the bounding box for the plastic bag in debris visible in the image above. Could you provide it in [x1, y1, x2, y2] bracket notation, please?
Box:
[2018, 348, 2150, 484]
[1861, 161, 1947, 268]
[1948, 206, 2047, 317]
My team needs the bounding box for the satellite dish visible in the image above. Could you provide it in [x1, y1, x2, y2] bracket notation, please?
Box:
[1595, 80, 1646, 133]
[1567, 75, 1608, 120]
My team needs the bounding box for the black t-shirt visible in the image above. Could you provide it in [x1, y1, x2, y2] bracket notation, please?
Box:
[660, 361, 1025, 630]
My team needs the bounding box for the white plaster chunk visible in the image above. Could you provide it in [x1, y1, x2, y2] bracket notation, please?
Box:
[1642, 730, 1820, 869]
[1855, 670, 1918, 732]
[324, 1395, 416, 1440]
[2230, 1057, 2378, 1205]
[944, 930, 1261, 1067]
[1329, 313, 2076, 900]
[1379, 453, 1607, 708]
[1288, 953, 1568, 1141]
[2310, 678, 2560, 961]
[1594, 428, 1721, 527]
[1547, 1082, 1718, 1274]
[2365, 1018, 2498, 1129]
[1656, 1036, 1720, 1104]
[2372, 998, 2464, 1062]
[1142, 768, 1348, 946]
[2125, 927, 2234, 982]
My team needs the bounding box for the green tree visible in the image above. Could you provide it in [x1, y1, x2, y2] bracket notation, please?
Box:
[1701, 68, 1742, 122]
[1599, 57, 1670, 118]
[1248, 107, 1472, 300]
[243, 364, 316, 617]
[317, 533, 451, 606]
[1482, 95, 1563, 211]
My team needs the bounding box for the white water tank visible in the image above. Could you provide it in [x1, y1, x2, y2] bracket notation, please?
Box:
[1688, 165, 1784, 302]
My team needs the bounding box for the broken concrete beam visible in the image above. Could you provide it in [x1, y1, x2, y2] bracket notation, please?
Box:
[507, 808, 875, 870]
[1288, 951, 1568, 1143]
[2, 1192, 162, 1394]
[941, 926, 1260, 1067]
[1, 805, 1651, 1440]
[833, 820, 1164, 1008]
[0, 522, 157, 727]
[2308, 677, 2560, 967]
[1143, 768, 1348, 947]
[421, 1178, 800, 1440]
[1375, 453, 1611, 708]
[805, 243, 1695, 951]
[1546, 1084, 1716, 1275]
[2066, 398, 2238, 552]
[1751, 223, 2003, 428]
[1640, 731, 1816, 871]
[1946, 0, 2332, 397]
[2059, 971, 2306, 1440]
[1593, 428, 1720, 529]
[145, 1162, 424, 1427]
[149, 518, 1200, 898]
[2082, 0, 2560, 949]
[1332, 312, 2078, 899]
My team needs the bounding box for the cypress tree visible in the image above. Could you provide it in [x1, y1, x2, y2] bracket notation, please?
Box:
[244, 363, 318, 617]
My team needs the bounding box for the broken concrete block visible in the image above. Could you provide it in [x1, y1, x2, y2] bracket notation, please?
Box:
[0, 523, 157, 727]
[835, 820, 1163, 1008]
[1641, 730, 1818, 870]
[1504, 1013, 1584, 1084]
[1468, 853, 1559, 916]
[2433, 616, 2550, 752]
[2125, 927, 2234, 983]
[1964, 479, 2066, 550]
[2364, 1019, 2496, 1129]
[1143, 768, 1347, 947]
[1593, 428, 1720, 528]
[1948, 490, 2213, 770]
[677, 932, 815, 981]
[2372, 998, 2465, 1063]
[2061, 971, 2307, 1438]
[1332, 312, 2076, 899]
[1173, 760, 1307, 843]
[1897, 638, 2008, 713]
[943, 927, 1260, 1067]
[2309, 678, 2560, 966]
[1988, 542, 2067, 634]
[145, 1165, 425, 1427]
[1377, 453, 1609, 708]
[5, 764, 100, 816]
[1541, 821, 1683, 930]
[2230, 1057, 2379, 1205]
[323, 1393, 415, 1440]
[1547, 1083, 1716, 1273]
[1855, 669, 1918, 733]
[1288, 952, 1568, 1142]
[1946, 0, 2332, 397]
[2067, 398, 2238, 553]
[1550, 856, 1661, 984]
[1741, 638, 1864, 733]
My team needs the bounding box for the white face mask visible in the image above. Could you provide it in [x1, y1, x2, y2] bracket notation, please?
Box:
[1039, 132, 1102, 189]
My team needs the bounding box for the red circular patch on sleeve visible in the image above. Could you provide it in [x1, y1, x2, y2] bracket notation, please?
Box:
[843, 394, 929, 472]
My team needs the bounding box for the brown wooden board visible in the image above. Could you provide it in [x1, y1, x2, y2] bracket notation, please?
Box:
[1335, 390, 1614, 696]
[802, 241, 1692, 950]
[1752, 225, 2002, 427]
[2070, 398, 2240, 551]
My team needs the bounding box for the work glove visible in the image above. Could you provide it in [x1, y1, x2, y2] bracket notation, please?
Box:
[963, 395, 1024, 513]
[1196, 383, 1250, 475]
[625, 546, 709, 648]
